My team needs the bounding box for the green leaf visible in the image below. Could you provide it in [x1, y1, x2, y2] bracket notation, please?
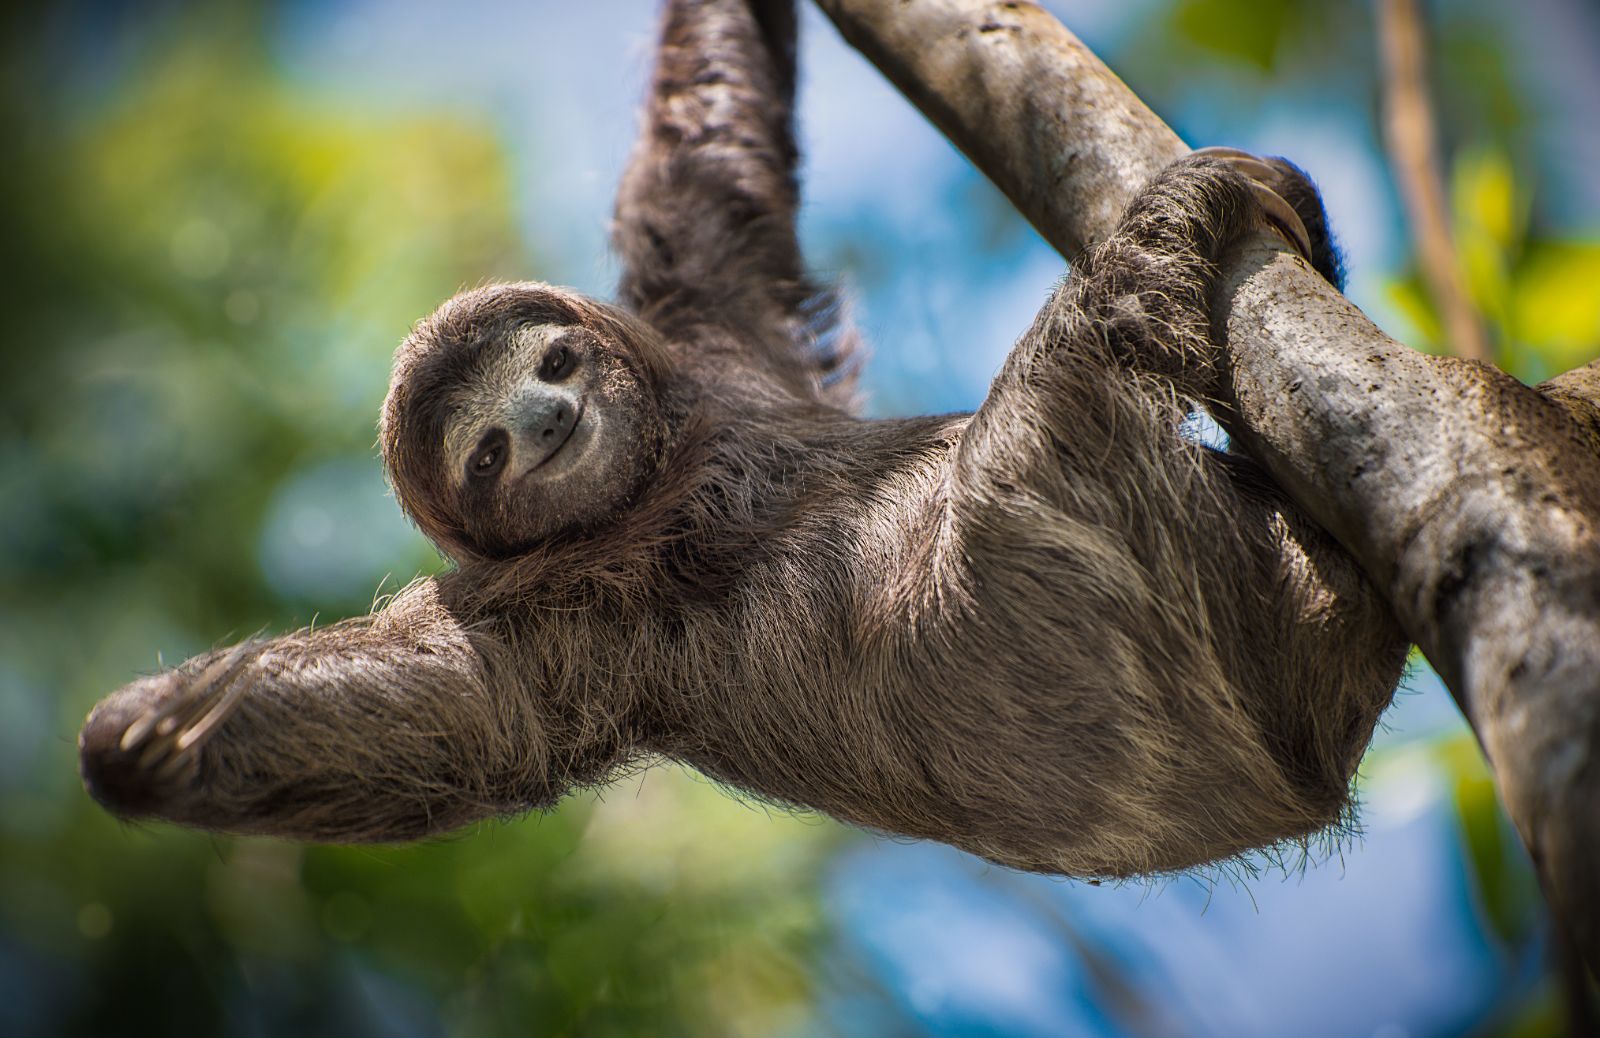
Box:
[1510, 241, 1600, 374]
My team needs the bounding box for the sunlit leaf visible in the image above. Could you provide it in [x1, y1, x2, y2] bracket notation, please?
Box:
[1452, 147, 1521, 252]
[1384, 273, 1444, 353]
[1450, 147, 1520, 329]
[1510, 241, 1600, 374]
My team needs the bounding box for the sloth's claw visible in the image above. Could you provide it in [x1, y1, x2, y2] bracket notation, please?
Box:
[1247, 182, 1316, 266]
[1190, 145, 1316, 266]
[120, 641, 257, 771]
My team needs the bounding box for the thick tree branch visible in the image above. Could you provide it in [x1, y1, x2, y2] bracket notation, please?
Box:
[815, 0, 1600, 973]
[1540, 358, 1600, 455]
[1376, 0, 1494, 364]
[814, 0, 1186, 257]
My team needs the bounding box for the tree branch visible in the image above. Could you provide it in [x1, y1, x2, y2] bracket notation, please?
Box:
[1376, 0, 1495, 364]
[815, 0, 1600, 973]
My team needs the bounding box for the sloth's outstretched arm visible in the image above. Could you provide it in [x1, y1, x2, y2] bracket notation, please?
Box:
[76, 579, 610, 842]
[613, 0, 858, 401]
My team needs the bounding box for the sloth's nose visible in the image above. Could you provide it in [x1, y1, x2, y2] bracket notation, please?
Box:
[510, 388, 580, 468]
[527, 399, 573, 442]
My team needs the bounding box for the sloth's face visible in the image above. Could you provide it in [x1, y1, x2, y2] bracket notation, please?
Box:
[383, 284, 668, 558]
[442, 321, 658, 553]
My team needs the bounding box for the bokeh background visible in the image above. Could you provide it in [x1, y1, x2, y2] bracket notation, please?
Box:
[3, 0, 1598, 1035]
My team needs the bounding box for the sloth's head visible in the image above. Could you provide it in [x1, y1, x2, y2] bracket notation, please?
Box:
[382, 283, 674, 559]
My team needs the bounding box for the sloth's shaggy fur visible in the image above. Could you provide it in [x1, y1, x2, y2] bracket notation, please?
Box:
[79, 0, 1406, 876]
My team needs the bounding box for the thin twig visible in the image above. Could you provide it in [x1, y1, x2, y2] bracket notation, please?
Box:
[1376, 0, 1495, 364]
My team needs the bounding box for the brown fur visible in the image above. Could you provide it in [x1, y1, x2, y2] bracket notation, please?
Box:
[78, 0, 1406, 877]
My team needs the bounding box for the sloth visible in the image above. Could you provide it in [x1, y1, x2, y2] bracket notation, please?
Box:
[78, 0, 1406, 877]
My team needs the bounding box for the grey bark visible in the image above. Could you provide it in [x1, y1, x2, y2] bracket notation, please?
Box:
[815, 0, 1600, 972]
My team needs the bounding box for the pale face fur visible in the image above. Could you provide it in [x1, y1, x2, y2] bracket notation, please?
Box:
[437, 323, 652, 554]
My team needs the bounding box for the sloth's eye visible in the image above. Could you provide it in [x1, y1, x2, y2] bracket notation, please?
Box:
[468, 434, 507, 480]
[539, 344, 577, 382]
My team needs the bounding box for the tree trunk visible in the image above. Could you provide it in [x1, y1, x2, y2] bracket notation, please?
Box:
[815, 0, 1600, 974]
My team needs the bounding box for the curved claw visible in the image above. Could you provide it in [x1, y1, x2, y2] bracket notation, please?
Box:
[1189, 146, 1316, 265]
[121, 641, 257, 777]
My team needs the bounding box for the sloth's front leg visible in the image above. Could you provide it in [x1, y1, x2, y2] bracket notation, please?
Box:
[77, 578, 618, 842]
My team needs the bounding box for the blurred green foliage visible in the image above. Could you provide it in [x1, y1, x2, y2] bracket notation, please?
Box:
[1387, 144, 1600, 377]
